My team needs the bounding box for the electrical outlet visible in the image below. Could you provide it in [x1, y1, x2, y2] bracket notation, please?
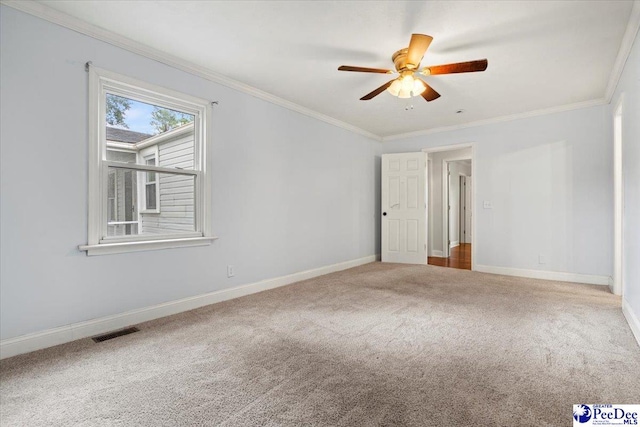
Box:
[538, 255, 547, 264]
[227, 265, 235, 278]
[483, 201, 493, 209]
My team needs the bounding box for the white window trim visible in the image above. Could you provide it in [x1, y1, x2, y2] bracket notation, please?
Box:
[81, 66, 216, 256]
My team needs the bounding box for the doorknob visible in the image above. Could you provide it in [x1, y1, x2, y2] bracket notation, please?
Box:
[383, 212, 387, 216]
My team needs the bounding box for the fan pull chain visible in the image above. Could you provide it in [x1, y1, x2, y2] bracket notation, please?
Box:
[404, 90, 415, 110]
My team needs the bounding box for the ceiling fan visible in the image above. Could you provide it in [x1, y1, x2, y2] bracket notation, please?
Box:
[338, 34, 488, 102]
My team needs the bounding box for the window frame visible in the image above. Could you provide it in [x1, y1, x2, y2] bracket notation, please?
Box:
[80, 66, 216, 256]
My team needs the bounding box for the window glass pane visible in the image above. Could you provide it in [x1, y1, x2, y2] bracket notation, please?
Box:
[106, 169, 137, 223]
[108, 223, 138, 237]
[105, 166, 195, 238]
[107, 199, 116, 222]
[108, 172, 116, 198]
[106, 150, 136, 163]
[146, 183, 157, 210]
[145, 157, 156, 183]
[105, 94, 195, 170]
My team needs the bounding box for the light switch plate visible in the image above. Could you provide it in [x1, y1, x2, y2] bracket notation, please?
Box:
[483, 201, 493, 209]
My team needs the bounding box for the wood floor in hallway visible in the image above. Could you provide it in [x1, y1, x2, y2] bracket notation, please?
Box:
[428, 243, 471, 270]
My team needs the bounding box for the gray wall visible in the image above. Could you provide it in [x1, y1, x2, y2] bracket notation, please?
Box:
[0, 7, 381, 340]
[610, 28, 640, 328]
[384, 105, 613, 277]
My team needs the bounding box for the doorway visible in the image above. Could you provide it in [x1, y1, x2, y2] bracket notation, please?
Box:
[424, 147, 473, 270]
[613, 96, 624, 296]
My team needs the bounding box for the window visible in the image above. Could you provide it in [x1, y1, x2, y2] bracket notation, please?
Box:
[140, 146, 159, 213]
[145, 162, 157, 211]
[80, 66, 216, 255]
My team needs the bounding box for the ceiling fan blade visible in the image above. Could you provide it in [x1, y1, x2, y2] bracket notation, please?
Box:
[406, 34, 433, 69]
[360, 79, 397, 100]
[338, 65, 394, 74]
[420, 82, 441, 102]
[422, 59, 488, 75]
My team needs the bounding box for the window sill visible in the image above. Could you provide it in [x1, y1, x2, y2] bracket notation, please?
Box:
[79, 236, 218, 256]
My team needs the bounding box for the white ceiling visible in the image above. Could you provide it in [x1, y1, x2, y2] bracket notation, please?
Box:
[37, 0, 635, 138]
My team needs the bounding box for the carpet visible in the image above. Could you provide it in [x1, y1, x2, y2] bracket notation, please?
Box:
[1, 263, 639, 426]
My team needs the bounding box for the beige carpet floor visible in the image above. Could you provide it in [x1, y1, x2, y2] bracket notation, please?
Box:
[1, 262, 639, 426]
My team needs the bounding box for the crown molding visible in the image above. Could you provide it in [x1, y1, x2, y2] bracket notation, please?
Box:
[605, 0, 640, 102]
[382, 98, 606, 142]
[1, 0, 382, 142]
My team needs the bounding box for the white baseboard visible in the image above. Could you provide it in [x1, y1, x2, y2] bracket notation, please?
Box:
[622, 298, 640, 349]
[431, 250, 444, 257]
[608, 276, 615, 294]
[0, 255, 377, 360]
[450, 241, 460, 248]
[474, 264, 610, 286]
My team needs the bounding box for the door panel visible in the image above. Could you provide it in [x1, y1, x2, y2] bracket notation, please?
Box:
[389, 177, 400, 208]
[388, 220, 400, 252]
[381, 153, 427, 264]
[407, 176, 418, 208]
[407, 220, 419, 252]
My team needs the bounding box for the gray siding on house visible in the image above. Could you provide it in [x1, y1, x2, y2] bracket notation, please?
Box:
[140, 134, 195, 234]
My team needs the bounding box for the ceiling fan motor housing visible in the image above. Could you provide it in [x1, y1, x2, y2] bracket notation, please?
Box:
[392, 48, 413, 71]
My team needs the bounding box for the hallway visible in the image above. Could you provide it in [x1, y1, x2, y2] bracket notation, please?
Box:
[428, 243, 471, 270]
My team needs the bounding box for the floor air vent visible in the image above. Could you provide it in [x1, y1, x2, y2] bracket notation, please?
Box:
[92, 327, 140, 343]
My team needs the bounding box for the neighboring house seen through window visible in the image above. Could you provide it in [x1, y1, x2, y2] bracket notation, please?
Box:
[80, 66, 215, 255]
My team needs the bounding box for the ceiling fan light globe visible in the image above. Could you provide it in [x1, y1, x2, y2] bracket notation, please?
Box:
[387, 74, 426, 98]
[400, 75, 414, 93]
[412, 78, 427, 96]
[387, 79, 402, 97]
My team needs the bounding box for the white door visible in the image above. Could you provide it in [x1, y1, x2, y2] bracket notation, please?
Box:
[381, 153, 427, 264]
